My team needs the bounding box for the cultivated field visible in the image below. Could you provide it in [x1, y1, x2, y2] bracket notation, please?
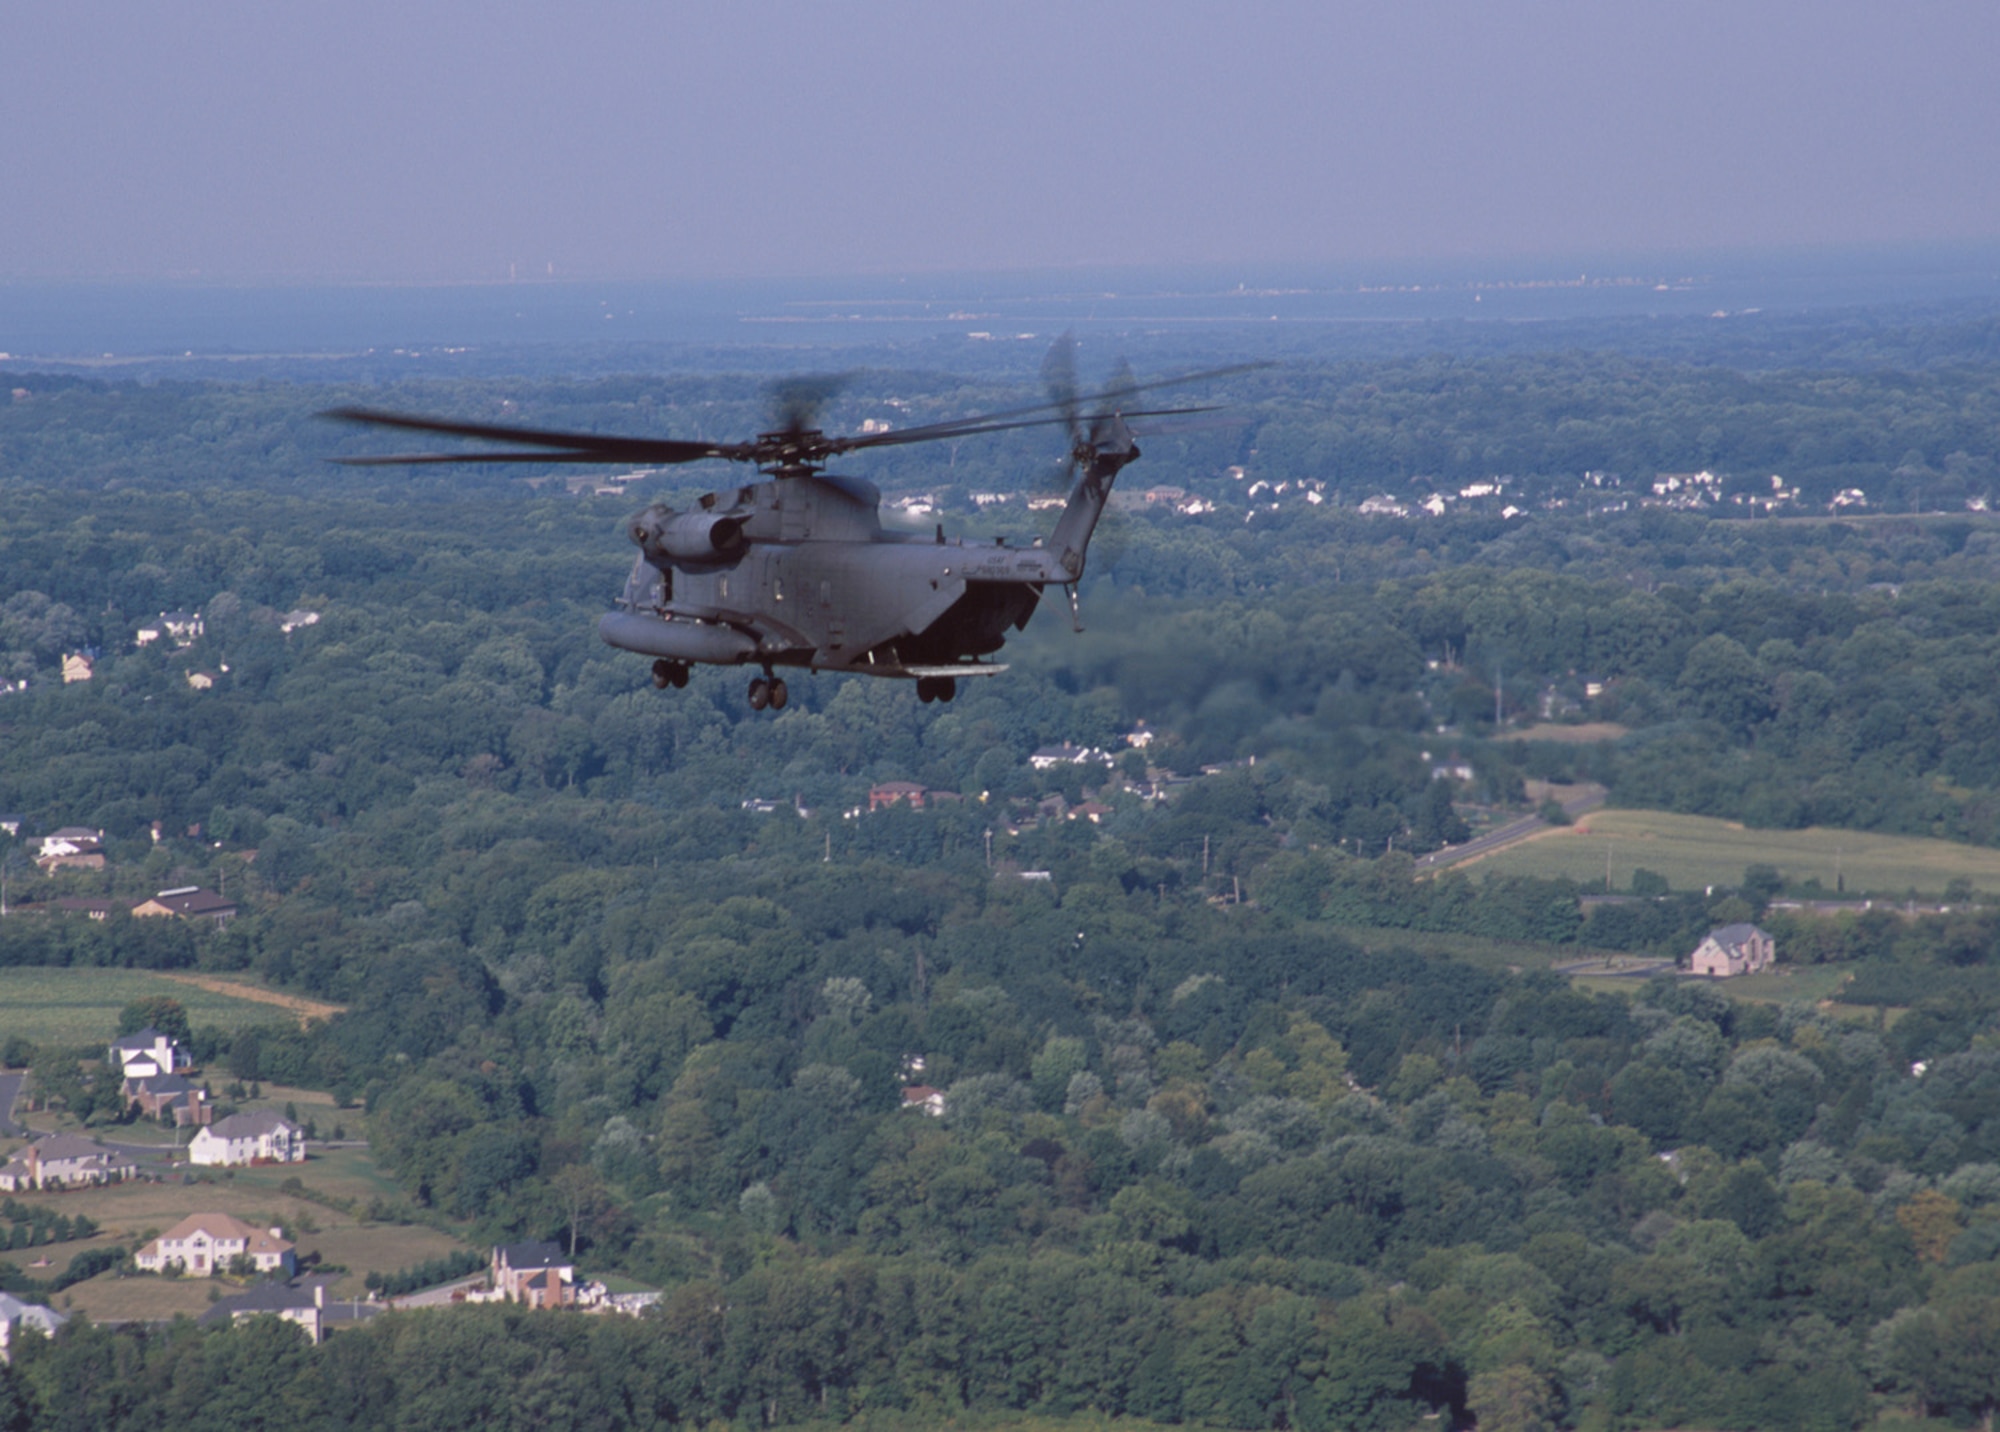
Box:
[1463, 809, 2000, 897]
[0, 966, 310, 1048]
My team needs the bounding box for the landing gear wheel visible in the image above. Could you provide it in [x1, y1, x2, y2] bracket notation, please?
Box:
[671, 664, 690, 688]
[767, 678, 788, 711]
[916, 678, 936, 704]
[652, 659, 674, 689]
[916, 676, 958, 704]
[747, 677, 770, 711]
[938, 677, 957, 703]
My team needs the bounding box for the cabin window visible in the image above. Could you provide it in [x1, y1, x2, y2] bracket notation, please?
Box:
[718, 577, 730, 600]
[773, 575, 785, 602]
[820, 580, 832, 605]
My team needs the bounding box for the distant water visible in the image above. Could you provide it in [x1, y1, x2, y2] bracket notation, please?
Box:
[4, 244, 1999, 362]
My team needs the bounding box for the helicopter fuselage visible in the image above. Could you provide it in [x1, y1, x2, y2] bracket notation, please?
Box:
[601, 470, 1068, 679]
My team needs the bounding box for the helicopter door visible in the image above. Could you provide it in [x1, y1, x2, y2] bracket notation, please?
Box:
[820, 578, 844, 650]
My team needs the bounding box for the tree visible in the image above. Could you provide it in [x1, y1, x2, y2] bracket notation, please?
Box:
[117, 996, 191, 1047]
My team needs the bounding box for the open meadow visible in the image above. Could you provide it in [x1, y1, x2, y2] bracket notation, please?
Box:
[1457, 808, 2000, 896]
[0, 966, 320, 1049]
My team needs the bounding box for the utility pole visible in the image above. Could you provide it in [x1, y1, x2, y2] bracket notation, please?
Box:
[1202, 835, 1210, 877]
[984, 828, 993, 868]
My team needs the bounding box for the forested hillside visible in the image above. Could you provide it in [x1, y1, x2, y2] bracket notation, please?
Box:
[3, 338, 2000, 1430]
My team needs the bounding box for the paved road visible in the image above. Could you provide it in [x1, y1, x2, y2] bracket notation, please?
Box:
[0, 1072, 22, 1136]
[1414, 789, 1607, 873]
[391, 1274, 487, 1309]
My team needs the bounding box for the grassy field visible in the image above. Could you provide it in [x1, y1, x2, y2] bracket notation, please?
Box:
[0, 1143, 473, 1317]
[1327, 925, 1629, 976]
[1567, 961, 1860, 1006]
[1457, 809, 2000, 897]
[0, 966, 303, 1048]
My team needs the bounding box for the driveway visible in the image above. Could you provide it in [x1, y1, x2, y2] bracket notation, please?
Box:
[1414, 787, 1608, 873]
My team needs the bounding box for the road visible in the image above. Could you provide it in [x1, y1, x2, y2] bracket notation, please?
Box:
[1413, 787, 1607, 873]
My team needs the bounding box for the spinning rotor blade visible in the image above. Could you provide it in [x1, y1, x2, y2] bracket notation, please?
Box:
[322, 406, 743, 466]
[825, 358, 1271, 455]
[322, 355, 1268, 471]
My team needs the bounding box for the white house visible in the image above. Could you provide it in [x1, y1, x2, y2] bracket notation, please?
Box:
[109, 1025, 189, 1078]
[1690, 923, 1776, 978]
[189, 1110, 307, 1167]
[136, 1213, 295, 1276]
[0, 1291, 64, 1362]
[0, 1134, 135, 1191]
[35, 826, 105, 873]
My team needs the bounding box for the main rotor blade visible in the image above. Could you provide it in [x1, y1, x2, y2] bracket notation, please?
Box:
[825, 359, 1273, 454]
[321, 406, 743, 466]
[830, 403, 1227, 454]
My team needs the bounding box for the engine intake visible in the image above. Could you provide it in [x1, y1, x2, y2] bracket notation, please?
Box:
[628, 505, 749, 569]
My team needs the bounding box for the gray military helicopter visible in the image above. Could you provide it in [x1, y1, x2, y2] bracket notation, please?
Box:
[327, 340, 1254, 710]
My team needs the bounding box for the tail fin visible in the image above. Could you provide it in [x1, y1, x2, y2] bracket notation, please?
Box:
[1048, 414, 1138, 580]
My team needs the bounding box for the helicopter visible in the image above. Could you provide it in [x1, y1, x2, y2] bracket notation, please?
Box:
[326, 339, 1257, 710]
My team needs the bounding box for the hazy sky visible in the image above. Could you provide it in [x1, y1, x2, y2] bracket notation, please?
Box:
[4, 1, 1996, 283]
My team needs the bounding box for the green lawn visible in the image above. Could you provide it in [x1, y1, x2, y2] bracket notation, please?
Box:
[1462, 809, 2000, 897]
[1326, 925, 1630, 976]
[0, 966, 286, 1049]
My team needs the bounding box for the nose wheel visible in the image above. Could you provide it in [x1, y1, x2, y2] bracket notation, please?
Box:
[747, 675, 788, 711]
[915, 676, 958, 704]
[651, 659, 690, 689]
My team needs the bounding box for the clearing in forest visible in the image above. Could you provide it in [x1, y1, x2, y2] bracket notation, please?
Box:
[1469, 808, 2000, 897]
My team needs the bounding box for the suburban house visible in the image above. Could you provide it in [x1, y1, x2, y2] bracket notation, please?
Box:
[136, 1213, 295, 1276]
[189, 1109, 306, 1166]
[0, 1134, 135, 1191]
[130, 886, 238, 924]
[1690, 922, 1777, 978]
[123, 1071, 213, 1126]
[34, 827, 105, 874]
[200, 1280, 379, 1344]
[135, 610, 205, 647]
[60, 654, 92, 684]
[53, 897, 114, 920]
[109, 1025, 189, 1078]
[868, 781, 930, 811]
[900, 1085, 946, 1116]
[0, 1291, 64, 1362]
[491, 1241, 577, 1308]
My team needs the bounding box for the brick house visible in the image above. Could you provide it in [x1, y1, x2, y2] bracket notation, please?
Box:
[491, 1241, 576, 1308]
